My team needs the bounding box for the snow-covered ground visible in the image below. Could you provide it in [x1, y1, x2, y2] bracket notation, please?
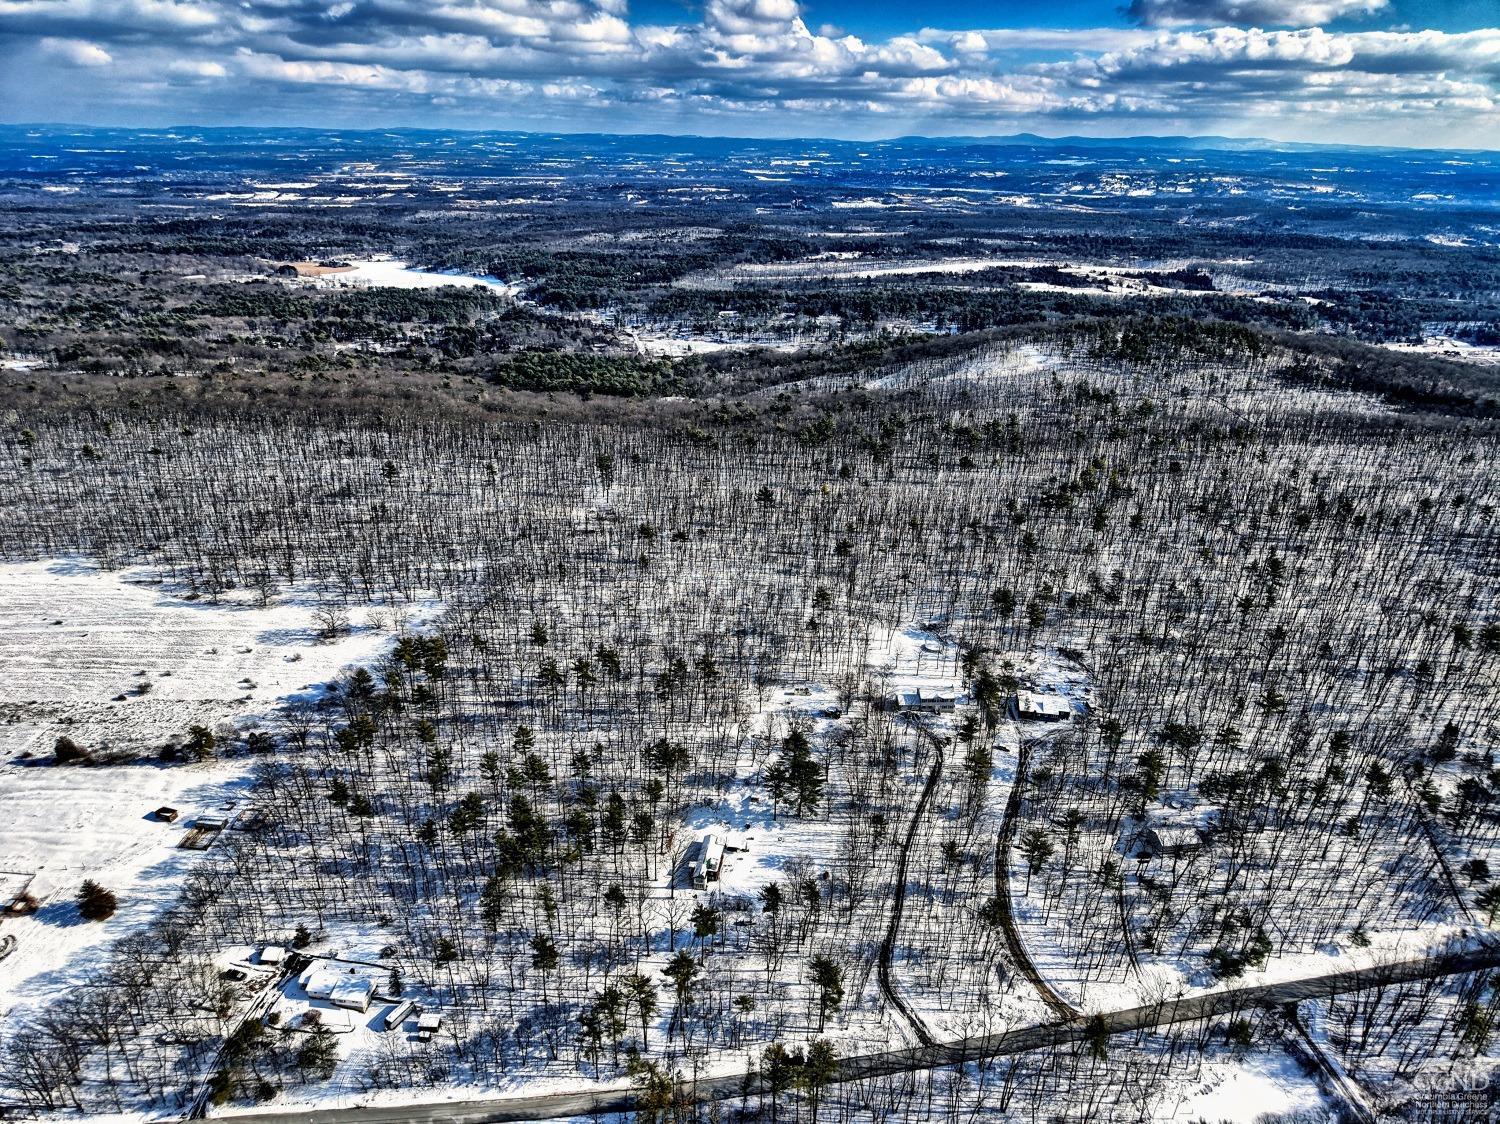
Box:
[711, 255, 1198, 284]
[0, 559, 439, 1025]
[1163, 1050, 1327, 1122]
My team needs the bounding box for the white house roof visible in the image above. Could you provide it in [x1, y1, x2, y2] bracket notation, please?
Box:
[298, 964, 344, 999]
[329, 977, 374, 1010]
[700, 834, 725, 864]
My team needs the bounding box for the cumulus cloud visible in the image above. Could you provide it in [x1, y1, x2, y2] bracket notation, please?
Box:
[0, 0, 1495, 144]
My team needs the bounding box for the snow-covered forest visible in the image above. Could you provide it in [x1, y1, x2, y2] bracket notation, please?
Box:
[0, 323, 1496, 1122]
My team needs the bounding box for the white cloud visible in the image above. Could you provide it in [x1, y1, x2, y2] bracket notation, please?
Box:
[39, 35, 112, 66]
[705, 0, 804, 37]
[168, 57, 226, 77]
[1124, 0, 1389, 29]
[2, 0, 220, 35]
[0, 0, 1496, 144]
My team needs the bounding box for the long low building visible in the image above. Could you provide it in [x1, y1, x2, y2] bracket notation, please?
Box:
[886, 686, 962, 712]
[692, 833, 726, 890]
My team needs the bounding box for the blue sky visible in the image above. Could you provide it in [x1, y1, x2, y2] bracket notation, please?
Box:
[1, 0, 1497, 147]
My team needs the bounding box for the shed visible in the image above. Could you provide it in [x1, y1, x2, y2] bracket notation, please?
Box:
[1014, 692, 1071, 722]
[692, 834, 726, 890]
[416, 1012, 442, 1042]
[259, 945, 286, 967]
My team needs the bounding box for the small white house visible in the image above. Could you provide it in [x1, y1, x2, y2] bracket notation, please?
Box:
[329, 977, 374, 1012]
[1014, 692, 1071, 722]
[692, 834, 726, 890]
[299, 964, 375, 1012]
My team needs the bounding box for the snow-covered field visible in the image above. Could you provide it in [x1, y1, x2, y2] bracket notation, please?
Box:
[0, 559, 439, 1025]
[297, 257, 520, 294]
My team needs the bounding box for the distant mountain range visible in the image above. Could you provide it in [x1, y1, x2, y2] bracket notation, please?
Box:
[1, 123, 1493, 159]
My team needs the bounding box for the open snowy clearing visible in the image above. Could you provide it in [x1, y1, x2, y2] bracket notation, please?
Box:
[1164, 1050, 1326, 1122]
[1381, 335, 1500, 366]
[0, 559, 440, 1025]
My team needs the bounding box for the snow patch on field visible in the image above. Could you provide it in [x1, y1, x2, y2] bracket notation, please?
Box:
[0, 559, 440, 1024]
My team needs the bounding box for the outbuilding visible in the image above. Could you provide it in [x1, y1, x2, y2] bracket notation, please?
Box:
[383, 999, 416, 1032]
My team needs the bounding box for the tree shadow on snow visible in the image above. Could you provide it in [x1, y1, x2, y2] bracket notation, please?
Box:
[33, 899, 84, 928]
